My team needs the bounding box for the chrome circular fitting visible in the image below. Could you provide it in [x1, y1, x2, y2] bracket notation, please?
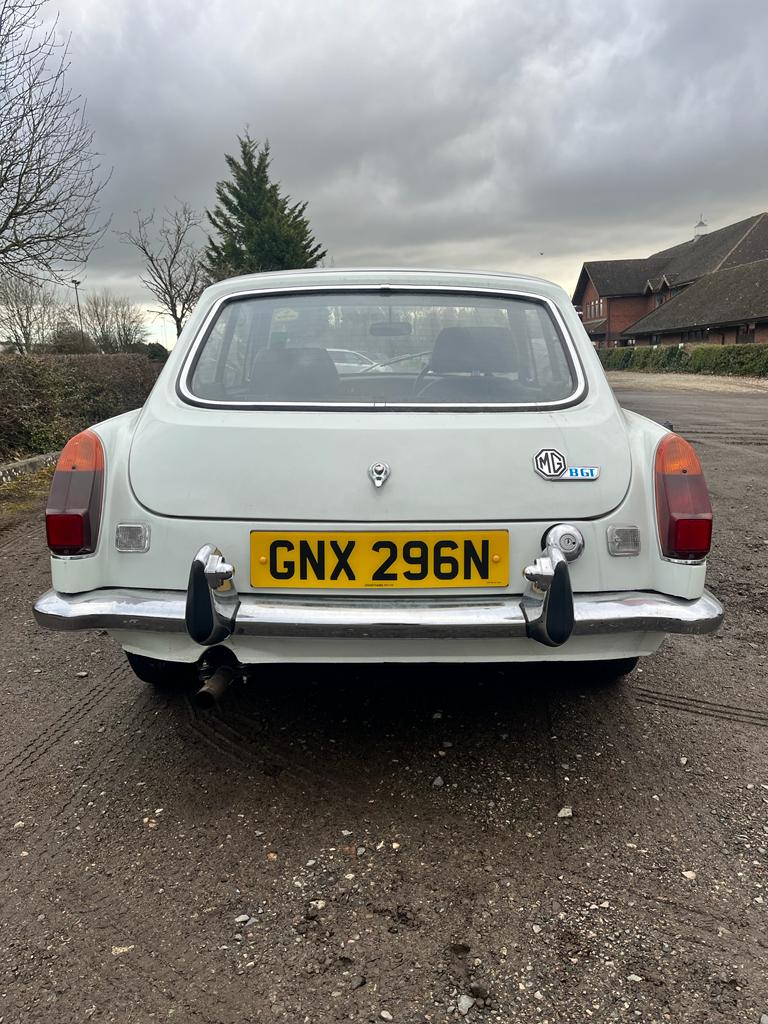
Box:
[545, 523, 585, 562]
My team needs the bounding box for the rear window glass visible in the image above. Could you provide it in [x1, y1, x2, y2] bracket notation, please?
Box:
[186, 292, 577, 406]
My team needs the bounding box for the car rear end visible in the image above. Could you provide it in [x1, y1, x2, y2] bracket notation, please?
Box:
[34, 269, 722, 676]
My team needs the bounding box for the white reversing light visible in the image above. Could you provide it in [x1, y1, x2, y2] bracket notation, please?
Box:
[606, 525, 641, 557]
[115, 523, 151, 553]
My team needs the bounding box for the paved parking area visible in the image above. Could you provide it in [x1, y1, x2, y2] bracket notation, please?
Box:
[1, 384, 766, 1023]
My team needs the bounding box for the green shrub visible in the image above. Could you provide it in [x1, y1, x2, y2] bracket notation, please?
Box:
[599, 343, 768, 378]
[629, 347, 653, 369]
[686, 344, 768, 376]
[0, 353, 158, 461]
[599, 348, 635, 370]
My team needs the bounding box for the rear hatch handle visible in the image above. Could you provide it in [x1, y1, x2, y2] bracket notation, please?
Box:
[520, 525, 584, 647]
[185, 544, 240, 646]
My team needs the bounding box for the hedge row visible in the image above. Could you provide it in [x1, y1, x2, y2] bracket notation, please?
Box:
[0, 354, 159, 462]
[599, 343, 768, 377]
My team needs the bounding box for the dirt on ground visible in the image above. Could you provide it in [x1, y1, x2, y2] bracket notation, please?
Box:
[0, 466, 53, 534]
[1, 386, 767, 1024]
[606, 370, 768, 393]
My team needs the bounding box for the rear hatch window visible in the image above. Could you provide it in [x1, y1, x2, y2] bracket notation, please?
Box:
[183, 291, 582, 408]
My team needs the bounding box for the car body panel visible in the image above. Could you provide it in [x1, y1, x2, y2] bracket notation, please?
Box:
[37, 268, 721, 667]
[50, 401, 704, 602]
[127, 401, 632, 522]
[129, 270, 628, 521]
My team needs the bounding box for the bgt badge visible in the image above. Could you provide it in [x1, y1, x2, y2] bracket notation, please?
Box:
[533, 448, 600, 480]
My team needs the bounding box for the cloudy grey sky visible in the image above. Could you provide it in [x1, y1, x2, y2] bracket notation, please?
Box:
[52, 0, 768, 344]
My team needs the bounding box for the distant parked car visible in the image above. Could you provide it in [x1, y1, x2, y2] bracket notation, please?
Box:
[34, 269, 722, 704]
[326, 348, 391, 374]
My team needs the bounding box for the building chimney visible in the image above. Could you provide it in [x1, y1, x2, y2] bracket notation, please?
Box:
[693, 215, 708, 241]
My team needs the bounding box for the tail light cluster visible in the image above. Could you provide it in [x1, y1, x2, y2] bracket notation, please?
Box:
[654, 433, 712, 560]
[46, 430, 105, 556]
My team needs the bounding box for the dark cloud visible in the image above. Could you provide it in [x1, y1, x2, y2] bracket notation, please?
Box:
[54, 0, 768, 318]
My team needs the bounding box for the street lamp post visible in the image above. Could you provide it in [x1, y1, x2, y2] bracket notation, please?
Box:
[72, 279, 84, 347]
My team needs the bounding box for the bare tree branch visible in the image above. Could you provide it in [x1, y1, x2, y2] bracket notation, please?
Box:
[0, 0, 109, 281]
[0, 272, 61, 352]
[118, 203, 204, 337]
[81, 287, 147, 352]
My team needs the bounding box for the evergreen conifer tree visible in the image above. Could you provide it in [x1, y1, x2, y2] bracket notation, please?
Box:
[206, 134, 326, 280]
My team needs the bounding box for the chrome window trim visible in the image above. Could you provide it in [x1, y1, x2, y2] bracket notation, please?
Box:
[176, 285, 588, 412]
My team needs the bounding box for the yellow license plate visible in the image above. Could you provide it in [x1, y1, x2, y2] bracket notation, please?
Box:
[250, 530, 509, 589]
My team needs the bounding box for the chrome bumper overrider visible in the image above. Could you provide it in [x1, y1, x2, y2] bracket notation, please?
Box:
[33, 587, 724, 640]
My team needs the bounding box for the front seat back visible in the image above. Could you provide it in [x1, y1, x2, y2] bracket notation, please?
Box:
[419, 326, 519, 401]
[429, 326, 518, 375]
[251, 346, 339, 400]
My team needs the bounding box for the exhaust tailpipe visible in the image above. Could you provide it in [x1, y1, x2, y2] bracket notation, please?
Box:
[194, 664, 236, 710]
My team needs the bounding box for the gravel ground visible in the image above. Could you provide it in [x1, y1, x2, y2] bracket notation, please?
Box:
[1, 386, 767, 1024]
[606, 370, 768, 393]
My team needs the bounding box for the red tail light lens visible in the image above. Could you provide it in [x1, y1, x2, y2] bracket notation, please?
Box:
[654, 433, 712, 560]
[46, 430, 105, 555]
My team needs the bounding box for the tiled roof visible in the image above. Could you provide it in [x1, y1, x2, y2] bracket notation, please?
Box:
[582, 318, 607, 334]
[622, 259, 768, 336]
[576, 258, 668, 298]
[649, 214, 767, 285]
[573, 213, 768, 302]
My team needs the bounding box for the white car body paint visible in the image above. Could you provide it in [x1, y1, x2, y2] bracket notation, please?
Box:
[39, 268, 720, 665]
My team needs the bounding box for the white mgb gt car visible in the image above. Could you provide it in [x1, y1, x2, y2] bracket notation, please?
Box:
[34, 269, 723, 704]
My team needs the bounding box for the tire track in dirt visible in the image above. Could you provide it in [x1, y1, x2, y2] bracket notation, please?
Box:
[0, 660, 129, 785]
[541, 671, 750, 921]
[545, 678, 693, 803]
[178, 691, 343, 797]
[0, 521, 45, 555]
[550, 866, 768, 967]
[2, 671, 220, 1023]
[1, 667, 161, 879]
[635, 686, 768, 729]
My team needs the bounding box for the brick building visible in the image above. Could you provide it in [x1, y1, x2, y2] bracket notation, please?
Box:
[572, 213, 768, 347]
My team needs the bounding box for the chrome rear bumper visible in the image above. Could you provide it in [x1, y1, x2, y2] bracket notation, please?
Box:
[33, 587, 724, 640]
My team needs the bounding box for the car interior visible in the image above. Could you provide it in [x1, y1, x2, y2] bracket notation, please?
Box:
[188, 296, 576, 405]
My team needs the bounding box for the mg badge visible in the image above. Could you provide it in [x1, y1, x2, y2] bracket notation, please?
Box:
[533, 448, 600, 481]
[368, 461, 391, 488]
[534, 448, 567, 479]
